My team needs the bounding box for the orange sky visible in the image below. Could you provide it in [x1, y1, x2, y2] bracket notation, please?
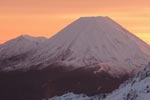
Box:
[0, 0, 150, 44]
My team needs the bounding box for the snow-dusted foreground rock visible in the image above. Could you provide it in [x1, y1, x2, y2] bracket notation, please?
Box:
[49, 63, 150, 100]
[49, 93, 106, 100]
[104, 63, 150, 100]
[49, 93, 92, 100]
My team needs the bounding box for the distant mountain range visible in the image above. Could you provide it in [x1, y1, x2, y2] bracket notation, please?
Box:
[0, 16, 150, 100]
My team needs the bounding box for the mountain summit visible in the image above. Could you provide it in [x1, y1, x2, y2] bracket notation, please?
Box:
[0, 35, 47, 59]
[0, 35, 47, 70]
[30, 16, 150, 75]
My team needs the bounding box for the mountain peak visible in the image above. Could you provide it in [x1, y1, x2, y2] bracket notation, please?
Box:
[17, 34, 36, 41]
[17, 34, 47, 43]
[79, 16, 109, 19]
[33, 16, 150, 73]
[20, 34, 32, 38]
[0, 35, 47, 61]
[74, 16, 112, 25]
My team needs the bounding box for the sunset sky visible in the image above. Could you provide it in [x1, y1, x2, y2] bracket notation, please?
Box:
[0, 0, 150, 44]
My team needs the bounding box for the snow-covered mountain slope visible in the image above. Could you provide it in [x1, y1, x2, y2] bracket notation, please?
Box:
[0, 35, 47, 71]
[103, 63, 150, 100]
[1, 17, 149, 73]
[0, 35, 47, 59]
[28, 16, 150, 75]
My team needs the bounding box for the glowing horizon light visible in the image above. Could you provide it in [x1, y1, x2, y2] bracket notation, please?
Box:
[0, 0, 150, 44]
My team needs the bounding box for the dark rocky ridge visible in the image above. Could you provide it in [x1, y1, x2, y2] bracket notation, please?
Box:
[0, 64, 129, 100]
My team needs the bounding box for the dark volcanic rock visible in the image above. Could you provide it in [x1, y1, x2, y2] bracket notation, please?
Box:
[0, 65, 129, 100]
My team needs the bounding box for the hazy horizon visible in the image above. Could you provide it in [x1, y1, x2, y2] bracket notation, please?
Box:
[0, 0, 150, 43]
